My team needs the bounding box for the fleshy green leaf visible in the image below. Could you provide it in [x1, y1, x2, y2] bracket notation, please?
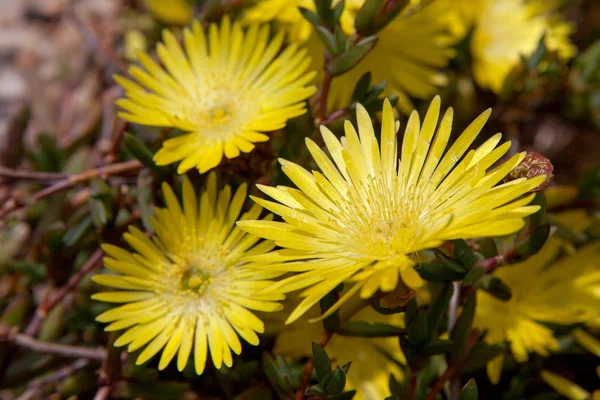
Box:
[422, 339, 455, 356]
[328, 36, 378, 76]
[450, 294, 476, 363]
[312, 342, 332, 384]
[417, 262, 466, 282]
[426, 283, 454, 340]
[354, 0, 385, 33]
[457, 379, 478, 400]
[339, 320, 405, 337]
[322, 366, 346, 395]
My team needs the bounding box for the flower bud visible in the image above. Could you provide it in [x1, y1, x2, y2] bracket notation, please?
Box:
[505, 152, 554, 192]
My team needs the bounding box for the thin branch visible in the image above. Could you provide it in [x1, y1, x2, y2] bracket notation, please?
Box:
[24, 248, 104, 336]
[16, 359, 91, 400]
[425, 330, 480, 400]
[0, 167, 67, 182]
[1, 332, 106, 361]
[476, 248, 519, 272]
[93, 386, 112, 400]
[0, 160, 141, 218]
[317, 68, 333, 124]
[295, 331, 335, 400]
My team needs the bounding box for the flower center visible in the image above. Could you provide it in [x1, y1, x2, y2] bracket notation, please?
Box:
[337, 177, 426, 259]
[177, 74, 260, 138]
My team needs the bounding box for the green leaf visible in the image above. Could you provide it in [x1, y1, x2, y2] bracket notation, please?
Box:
[29, 134, 66, 172]
[332, 0, 345, 24]
[407, 311, 428, 346]
[329, 390, 357, 400]
[417, 262, 466, 282]
[63, 216, 93, 247]
[480, 238, 498, 259]
[322, 366, 346, 394]
[341, 362, 351, 375]
[339, 320, 405, 337]
[263, 354, 294, 392]
[516, 223, 550, 258]
[124, 133, 156, 170]
[307, 385, 328, 397]
[298, 7, 321, 26]
[312, 342, 332, 383]
[320, 289, 341, 332]
[527, 35, 547, 70]
[478, 275, 512, 301]
[334, 27, 346, 55]
[314, 0, 333, 27]
[316, 26, 341, 55]
[351, 72, 372, 102]
[462, 266, 486, 286]
[3, 261, 45, 282]
[450, 294, 476, 363]
[462, 342, 506, 373]
[328, 36, 378, 76]
[422, 339, 454, 355]
[457, 379, 478, 400]
[89, 197, 108, 227]
[528, 192, 547, 228]
[370, 0, 409, 33]
[451, 239, 477, 270]
[426, 283, 454, 339]
[399, 336, 420, 368]
[354, 0, 385, 33]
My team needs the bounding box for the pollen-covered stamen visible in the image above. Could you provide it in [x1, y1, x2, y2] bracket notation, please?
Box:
[334, 175, 426, 259]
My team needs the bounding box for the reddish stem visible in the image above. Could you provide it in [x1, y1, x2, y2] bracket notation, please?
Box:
[24, 248, 104, 336]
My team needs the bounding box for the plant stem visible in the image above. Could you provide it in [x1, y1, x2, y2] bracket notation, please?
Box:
[0, 168, 67, 182]
[0, 160, 141, 218]
[318, 69, 333, 124]
[16, 359, 90, 400]
[295, 331, 335, 400]
[425, 330, 479, 400]
[0, 330, 105, 361]
[24, 248, 104, 336]
[476, 248, 519, 272]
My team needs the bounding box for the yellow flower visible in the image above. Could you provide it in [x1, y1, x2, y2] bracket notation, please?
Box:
[92, 175, 284, 374]
[474, 238, 600, 383]
[239, 96, 545, 324]
[243, 1, 457, 113]
[143, 0, 193, 25]
[541, 370, 592, 400]
[471, 0, 576, 92]
[116, 17, 316, 174]
[274, 307, 405, 400]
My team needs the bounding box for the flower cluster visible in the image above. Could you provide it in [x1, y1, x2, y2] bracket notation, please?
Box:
[81, 1, 600, 399]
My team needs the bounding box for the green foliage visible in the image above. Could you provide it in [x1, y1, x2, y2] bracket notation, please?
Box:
[308, 343, 356, 399]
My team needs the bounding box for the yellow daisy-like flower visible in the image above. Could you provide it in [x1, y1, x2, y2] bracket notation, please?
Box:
[143, 0, 193, 25]
[115, 17, 316, 174]
[239, 96, 545, 324]
[474, 237, 600, 384]
[471, 0, 577, 93]
[92, 175, 284, 374]
[275, 307, 405, 400]
[243, 1, 457, 113]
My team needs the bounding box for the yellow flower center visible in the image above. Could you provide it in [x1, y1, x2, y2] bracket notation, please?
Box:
[157, 241, 238, 309]
[178, 76, 260, 139]
[338, 177, 426, 260]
